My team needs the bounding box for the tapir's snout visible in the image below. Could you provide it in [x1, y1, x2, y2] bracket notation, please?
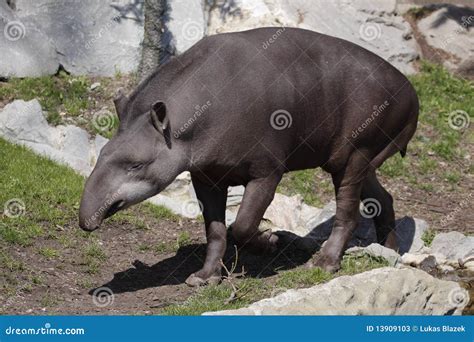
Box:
[79, 217, 99, 232]
[78, 198, 102, 232]
[79, 192, 126, 232]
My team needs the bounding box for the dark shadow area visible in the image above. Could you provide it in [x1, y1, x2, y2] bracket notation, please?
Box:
[110, 0, 144, 24]
[426, 4, 474, 30]
[91, 214, 417, 297]
[281, 215, 417, 255]
[91, 230, 311, 296]
[205, 0, 242, 24]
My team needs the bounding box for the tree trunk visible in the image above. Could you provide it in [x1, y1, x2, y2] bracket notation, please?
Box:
[138, 0, 166, 82]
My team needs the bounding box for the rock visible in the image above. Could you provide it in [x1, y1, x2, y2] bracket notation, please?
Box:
[431, 231, 474, 261]
[438, 264, 455, 273]
[90, 82, 101, 91]
[205, 267, 467, 315]
[0, 99, 95, 175]
[0, 0, 59, 77]
[264, 193, 322, 237]
[207, 0, 419, 74]
[278, 200, 428, 255]
[418, 5, 474, 75]
[226, 186, 245, 207]
[11, 0, 144, 76]
[401, 252, 442, 267]
[463, 260, 474, 273]
[346, 243, 400, 266]
[167, 0, 206, 55]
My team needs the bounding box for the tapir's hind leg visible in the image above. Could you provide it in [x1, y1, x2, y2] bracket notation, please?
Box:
[361, 171, 398, 251]
[311, 150, 369, 273]
[185, 175, 228, 287]
[231, 173, 282, 254]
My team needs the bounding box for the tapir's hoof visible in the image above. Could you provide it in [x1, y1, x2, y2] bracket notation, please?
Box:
[305, 254, 341, 273]
[185, 273, 221, 287]
[383, 231, 399, 252]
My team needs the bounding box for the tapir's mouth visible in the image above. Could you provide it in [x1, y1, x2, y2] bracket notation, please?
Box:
[104, 200, 126, 219]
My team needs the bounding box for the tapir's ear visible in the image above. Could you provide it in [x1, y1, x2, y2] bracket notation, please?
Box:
[150, 101, 169, 135]
[113, 88, 127, 121]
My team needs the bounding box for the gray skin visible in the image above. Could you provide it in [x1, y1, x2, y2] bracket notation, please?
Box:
[79, 27, 418, 286]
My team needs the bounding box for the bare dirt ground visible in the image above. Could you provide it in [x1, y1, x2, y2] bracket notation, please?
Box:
[1, 211, 312, 315]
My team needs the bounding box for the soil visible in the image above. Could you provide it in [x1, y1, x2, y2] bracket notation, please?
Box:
[1, 211, 311, 315]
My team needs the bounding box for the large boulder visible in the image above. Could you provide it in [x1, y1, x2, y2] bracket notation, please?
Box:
[205, 267, 469, 315]
[431, 231, 474, 262]
[0, 0, 208, 77]
[11, 0, 144, 76]
[207, 0, 420, 74]
[0, 0, 59, 77]
[167, 0, 206, 55]
[417, 5, 474, 76]
[0, 99, 100, 175]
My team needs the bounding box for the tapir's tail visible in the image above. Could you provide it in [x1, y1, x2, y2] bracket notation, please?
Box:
[370, 114, 418, 169]
[400, 147, 407, 158]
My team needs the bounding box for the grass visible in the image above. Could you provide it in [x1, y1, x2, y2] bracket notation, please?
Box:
[421, 229, 436, 247]
[38, 247, 60, 259]
[0, 138, 84, 246]
[0, 62, 471, 314]
[165, 254, 389, 315]
[406, 6, 436, 20]
[278, 168, 333, 207]
[81, 240, 108, 274]
[0, 72, 91, 124]
[0, 138, 179, 247]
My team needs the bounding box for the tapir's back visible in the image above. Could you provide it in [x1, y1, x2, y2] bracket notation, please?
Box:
[160, 27, 418, 174]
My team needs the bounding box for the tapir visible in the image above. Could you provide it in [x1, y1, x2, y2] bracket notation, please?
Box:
[79, 27, 418, 286]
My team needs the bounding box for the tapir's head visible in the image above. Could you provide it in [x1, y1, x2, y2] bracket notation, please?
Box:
[79, 92, 184, 231]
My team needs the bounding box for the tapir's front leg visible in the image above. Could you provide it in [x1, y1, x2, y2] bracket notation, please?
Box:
[185, 175, 228, 287]
[231, 173, 282, 253]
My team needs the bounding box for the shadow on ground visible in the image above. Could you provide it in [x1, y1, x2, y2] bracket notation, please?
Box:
[91, 215, 416, 296]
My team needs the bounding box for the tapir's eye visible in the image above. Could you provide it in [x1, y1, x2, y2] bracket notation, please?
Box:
[128, 163, 144, 172]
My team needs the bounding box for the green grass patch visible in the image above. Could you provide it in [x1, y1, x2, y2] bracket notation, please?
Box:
[278, 169, 332, 207]
[164, 254, 388, 315]
[408, 62, 472, 161]
[0, 251, 25, 272]
[0, 139, 84, 246]
[81, 240, 107, 274]
[163, 278, 268, 315]
[0, 72, 91, 124]
[38, 247, 60, 259]
[421, 229, 436, 247]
